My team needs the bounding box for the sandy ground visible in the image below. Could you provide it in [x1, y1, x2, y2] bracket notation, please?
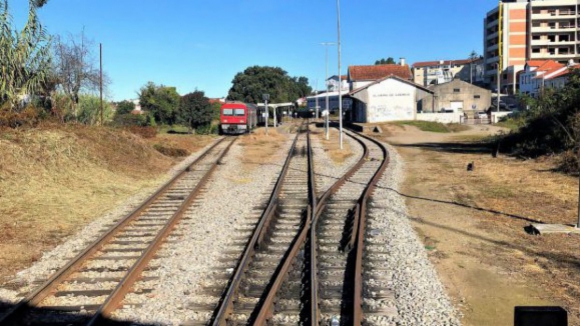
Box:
[366, 123, 580, 326]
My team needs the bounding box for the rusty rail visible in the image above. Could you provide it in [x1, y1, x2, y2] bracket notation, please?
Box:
[349, 131, 389, 326]
[211, 122, 305, 326]
[0, 137, 230, 325]
[251, 128, 371, 325]
[87, 137, 237, 324]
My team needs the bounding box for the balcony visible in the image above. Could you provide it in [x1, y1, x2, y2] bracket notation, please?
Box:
[531, 25, 578, 33]
[531, 39, 576, 46]
[532, 52, 577, 60]
[486, 19, 499, 29]
[532, 13, 577, 20]
[485, 56, 500, 65]
[487, 44, 499, 51]
[486, 31, 499, 40]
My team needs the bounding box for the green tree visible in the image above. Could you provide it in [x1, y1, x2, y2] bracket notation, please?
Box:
[227, 66, 311, 103]
[76, 94, 113, 125]
[52, 32, 108, 118]
[177, 90, 212, 133]
[0, 0, 52, 110]
[211, 101, 221, 121]
[375, 57, 395, 65]
[139, 82, 180, 125]
[116, 100, 135, 115]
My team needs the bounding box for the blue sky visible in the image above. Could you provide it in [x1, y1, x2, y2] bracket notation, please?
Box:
[10, 0, 497, 101]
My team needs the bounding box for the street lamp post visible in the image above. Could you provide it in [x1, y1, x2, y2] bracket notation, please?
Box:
[263, 93, 270, 135]
[336, 0, 343, 149]
[496, 63, 500, 114]
[321, 42, 336, 140]
[315, 79, 319, 120]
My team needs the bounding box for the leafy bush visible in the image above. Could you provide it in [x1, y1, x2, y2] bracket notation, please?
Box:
[112, 113, 148, 127]
[195, 124, 218, 135]
[498, 70, 580, 172]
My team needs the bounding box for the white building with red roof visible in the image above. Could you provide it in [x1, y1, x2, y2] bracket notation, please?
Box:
[519, 60, 570, 96]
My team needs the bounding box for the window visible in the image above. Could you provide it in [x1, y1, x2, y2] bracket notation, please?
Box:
[222, 108, 234, 116]
[234, 109, 245, 116]
[474, 95, 481, 99]
[453, 88, 460, 93]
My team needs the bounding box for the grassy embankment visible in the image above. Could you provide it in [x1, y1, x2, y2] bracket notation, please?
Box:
[0, 124, 215, 282]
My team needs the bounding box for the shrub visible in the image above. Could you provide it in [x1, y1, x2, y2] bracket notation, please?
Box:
[112, 113, 147, 127]
[196, 124, 218, 135]
[0, 105, 40, 128]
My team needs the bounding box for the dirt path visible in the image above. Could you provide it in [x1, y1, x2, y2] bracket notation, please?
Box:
[367, 124, 580, 326]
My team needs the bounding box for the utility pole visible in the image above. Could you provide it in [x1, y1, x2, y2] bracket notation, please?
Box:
[336, 0, 343, 149]
[100, 43, 103, 126]
[315, 79, 319, 120]
[321, 42, 336, 140]
[273, 105, 277, 128]
[263, 94, 269, 135]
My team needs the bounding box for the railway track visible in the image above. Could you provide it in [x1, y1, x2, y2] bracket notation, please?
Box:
[200, 122, 313, 326]
[0, 136, 236, 326]
[207, 126, 392, 326]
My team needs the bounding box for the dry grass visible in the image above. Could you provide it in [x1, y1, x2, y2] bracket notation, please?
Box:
[0, 125, 214, 282]
[311, 127, 353, 164]
[375, 129, 580, 324]
[238, 128, 286, 171]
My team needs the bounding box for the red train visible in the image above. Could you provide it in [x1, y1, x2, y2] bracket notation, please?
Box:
[219, 102, 263, 134]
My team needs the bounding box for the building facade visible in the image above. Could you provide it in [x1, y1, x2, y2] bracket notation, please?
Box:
[484, 0, 580, 93]
[519, 59, 572, 95]
[347, 76, 432, 123]
[419, 79, 492, 113]
[412, 59, 484, 86]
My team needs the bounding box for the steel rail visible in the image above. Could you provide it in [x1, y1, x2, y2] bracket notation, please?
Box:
[88, 137, 237, 324]
[0, 137, 229, 325]
[211, 122, 305, 326]
[252, 123, 318, 325]
[251, 129, 369, 325]
[349, 130, 389, 326]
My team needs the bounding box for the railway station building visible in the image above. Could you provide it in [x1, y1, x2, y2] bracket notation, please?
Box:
[346, 75, 433, 123]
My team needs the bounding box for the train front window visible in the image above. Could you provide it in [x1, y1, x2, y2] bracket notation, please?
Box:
[234, 109, 245, 116]
[222, 109, 234, 116]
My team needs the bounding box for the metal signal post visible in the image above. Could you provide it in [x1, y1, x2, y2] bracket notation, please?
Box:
[321, 42, 336, 140]
[336, 0, 343, 149]
[263, 93, 270, 135]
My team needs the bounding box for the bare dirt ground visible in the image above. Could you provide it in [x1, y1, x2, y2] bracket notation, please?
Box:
[366, 123, 580, 326]
[0, 126, 215, 284]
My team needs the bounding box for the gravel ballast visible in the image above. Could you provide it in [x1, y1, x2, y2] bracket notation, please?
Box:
[112, 135, 294, 324]
[368, 141, 461, 325]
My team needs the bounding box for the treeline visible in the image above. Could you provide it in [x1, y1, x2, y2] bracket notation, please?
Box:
[499, 69, 580, 173]
[227, 66, 311, 104]
[1, 2, 312, 133]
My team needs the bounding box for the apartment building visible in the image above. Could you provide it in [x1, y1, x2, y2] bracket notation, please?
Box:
[483, 0, 580, 94]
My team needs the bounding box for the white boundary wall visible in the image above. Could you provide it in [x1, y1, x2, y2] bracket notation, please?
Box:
[491, 111, 511, 123]
[416, 112, 462, 123]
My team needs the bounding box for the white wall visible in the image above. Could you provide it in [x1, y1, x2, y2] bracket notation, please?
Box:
[416, 112, 462, 123]
[491, 111, 511, 123]
[364, 79, 417, 122]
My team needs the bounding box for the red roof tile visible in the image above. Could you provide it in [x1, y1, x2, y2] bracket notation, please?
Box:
[348, 64, 412, 81]
[526, 60, 546, 67]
